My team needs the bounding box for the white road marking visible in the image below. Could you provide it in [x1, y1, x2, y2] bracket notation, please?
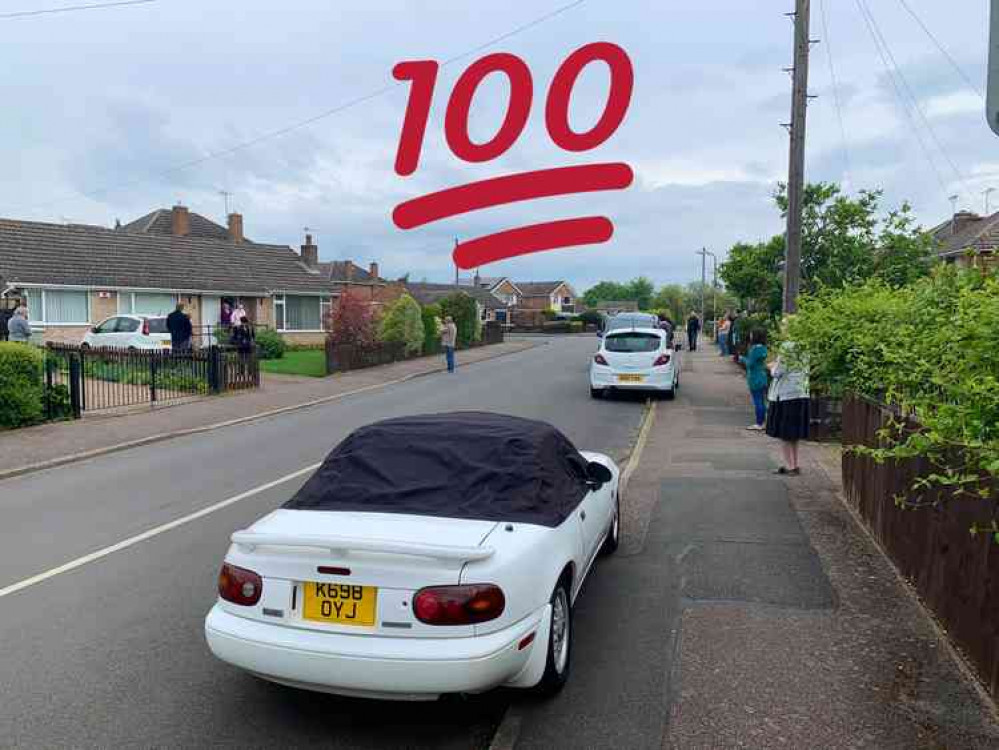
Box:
[0, 462, 321, 601]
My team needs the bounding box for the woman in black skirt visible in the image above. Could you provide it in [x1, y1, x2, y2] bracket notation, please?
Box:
[766, 340, 810, 475]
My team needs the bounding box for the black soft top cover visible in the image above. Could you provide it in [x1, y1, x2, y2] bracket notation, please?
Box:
[283, 412, 591, 527]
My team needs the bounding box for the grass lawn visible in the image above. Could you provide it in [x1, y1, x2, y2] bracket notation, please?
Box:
[260, 350, 327, 377]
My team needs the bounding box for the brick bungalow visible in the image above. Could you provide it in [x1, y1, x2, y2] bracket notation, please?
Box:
[930, 210, 999, 270]
[514, 281, 578, 313]
[0, 205, 390, 346]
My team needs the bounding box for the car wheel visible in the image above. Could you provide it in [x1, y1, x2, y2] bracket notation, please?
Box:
[601, 495, 620, 555]
[534, 578, 573, 696]
[79, 343, 90, 351]
[663, 387, 676, 401]
[590, 387, 604, 399]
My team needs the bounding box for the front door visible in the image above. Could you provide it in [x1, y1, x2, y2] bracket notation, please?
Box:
[202, 295, 221, 345]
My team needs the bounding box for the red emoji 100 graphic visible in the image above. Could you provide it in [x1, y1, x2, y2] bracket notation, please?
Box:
[391, 42, 635, 269]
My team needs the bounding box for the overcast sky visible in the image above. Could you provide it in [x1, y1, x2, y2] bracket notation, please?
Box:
[1, 0, 994, 289]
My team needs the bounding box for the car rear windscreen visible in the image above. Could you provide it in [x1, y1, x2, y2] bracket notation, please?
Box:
[146, 318, 168, 333]
[604, 332, 662, 352]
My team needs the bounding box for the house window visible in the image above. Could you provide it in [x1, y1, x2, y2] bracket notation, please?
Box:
[28, 289, 90, 324]
[119, 292, 176, 316]
[274, 295, 328, 331]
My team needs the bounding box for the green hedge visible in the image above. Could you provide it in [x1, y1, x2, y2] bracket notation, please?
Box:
[0, 343, 44, 428]
[788, 267, 999, 536]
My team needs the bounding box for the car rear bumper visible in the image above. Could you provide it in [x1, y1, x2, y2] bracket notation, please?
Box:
[590, 366, 675, 391]
[205, 603, 545, 700]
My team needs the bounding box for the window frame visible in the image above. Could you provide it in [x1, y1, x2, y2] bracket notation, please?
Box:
[273, 293, 329, 332]
[24, 288, 91, 326]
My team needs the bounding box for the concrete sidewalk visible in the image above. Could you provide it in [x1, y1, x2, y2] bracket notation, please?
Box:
[624, 347, 999, 748]
[0, 339, 538, 478]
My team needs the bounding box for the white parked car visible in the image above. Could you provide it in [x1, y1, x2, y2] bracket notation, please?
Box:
[205, 412, 620, 701]
[590, 327, 680, 399]
[81, 315, 172, 350]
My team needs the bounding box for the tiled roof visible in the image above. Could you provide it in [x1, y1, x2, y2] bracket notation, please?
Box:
[317, 260, 379, 284]
[404, 282, 505, 309]
[930, 212, 999, 256]
[120, 208, 244, 242]
[0, 218, 329, 295]
[515, 281, 570, 296]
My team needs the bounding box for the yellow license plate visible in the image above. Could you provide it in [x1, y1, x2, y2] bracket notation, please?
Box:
[617, 374, 645, 383]
[302, 582, 377, 626]
[160, 341, 171, 347]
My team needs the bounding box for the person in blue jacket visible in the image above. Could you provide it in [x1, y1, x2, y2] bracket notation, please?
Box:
[739, 329, 769, 431]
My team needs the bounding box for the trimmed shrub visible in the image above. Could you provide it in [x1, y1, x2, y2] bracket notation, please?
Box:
[378, 293, 424, 355]
[579, 310, 603, 327]
[439, 293, 478, 348]
[422, 303, 442, 354]
[255, 328, 287, 360]
[327, 290, 377, 348]
[0, 343, 44, 428]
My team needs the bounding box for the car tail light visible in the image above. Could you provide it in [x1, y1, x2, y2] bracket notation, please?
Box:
[654, 353, 671, 367]
[413, 584, 505, 625]
[141, 319, 149, 336]
[594, 354, 609, 366]
[218, 562, 262, 606]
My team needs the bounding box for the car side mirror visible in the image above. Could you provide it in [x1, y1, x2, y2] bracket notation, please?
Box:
[586, 461, 613, 486]
[91, 326, 99, 333]
[596, 330, 603, 338]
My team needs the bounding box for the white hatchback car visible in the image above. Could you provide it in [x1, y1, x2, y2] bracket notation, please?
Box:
[81, 315, 172, 350]
[205, 412, 620, 701]
[590, 327, 680, 399]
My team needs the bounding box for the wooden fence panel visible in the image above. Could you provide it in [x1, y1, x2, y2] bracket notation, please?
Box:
[842, 396, 999, 699]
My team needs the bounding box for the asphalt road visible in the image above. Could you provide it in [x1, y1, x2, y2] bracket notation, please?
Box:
[0, 336, 649, 750]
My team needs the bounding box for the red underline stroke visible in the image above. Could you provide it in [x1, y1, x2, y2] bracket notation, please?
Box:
[452, 216, 614, 269]
[393, 163, 633, 230]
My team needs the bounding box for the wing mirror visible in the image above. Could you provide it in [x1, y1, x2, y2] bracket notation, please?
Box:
[586, 461, 614, 487]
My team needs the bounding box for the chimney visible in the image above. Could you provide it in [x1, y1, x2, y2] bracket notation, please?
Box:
[368, 261, 379, 280]
[951, 210, 979, 236]
[300, 232, 318, 267]
[171, 204, 190, 236]
[227, 213, 244, 244]
[344, 260, 354, 282]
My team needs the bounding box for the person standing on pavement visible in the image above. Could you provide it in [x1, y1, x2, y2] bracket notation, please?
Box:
[766, 331, 810, 475]
[739, 329, 769, 430]
[231, 316, 255, 377]
[441, 315, 458, 373]
[717, 315, 731, 356]
[167, 303, 193, 351]
[7, 306, 32, 343]
[686, 312, 700, 351]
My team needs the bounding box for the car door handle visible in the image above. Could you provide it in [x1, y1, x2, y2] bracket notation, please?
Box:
[580, 510, 586, 520]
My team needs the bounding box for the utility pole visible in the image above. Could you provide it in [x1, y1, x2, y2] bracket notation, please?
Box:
[454, 237, 460, 285]
[783, 0, 812, 315]
[984, 187, 995, 214]
[697, 248, 707, 323]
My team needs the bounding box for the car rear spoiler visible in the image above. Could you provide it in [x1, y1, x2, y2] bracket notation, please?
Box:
[230, 531, 495, 562]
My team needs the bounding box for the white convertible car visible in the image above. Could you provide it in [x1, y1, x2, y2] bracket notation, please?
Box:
[205, 412, 620, 700]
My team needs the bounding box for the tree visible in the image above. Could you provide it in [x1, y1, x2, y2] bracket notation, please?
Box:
[626, 277, 655, 310]
[326, 289, 377, 347]
[582, 281, 629, 308]
[721, 182, 934, 316]
[652, 284, 686, 320]
[378, 293, 424, 355]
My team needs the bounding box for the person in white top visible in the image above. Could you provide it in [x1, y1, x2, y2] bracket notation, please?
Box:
[765, 336, 810, 475]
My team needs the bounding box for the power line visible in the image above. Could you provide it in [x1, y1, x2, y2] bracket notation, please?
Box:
[0, 0, 155, 20]
[853, 0, 950, 200]
[896, 0, 983, 100]
[818, 0, 851, 186]
[859, 0, 972, 201]
[21, 0, 587, 215]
